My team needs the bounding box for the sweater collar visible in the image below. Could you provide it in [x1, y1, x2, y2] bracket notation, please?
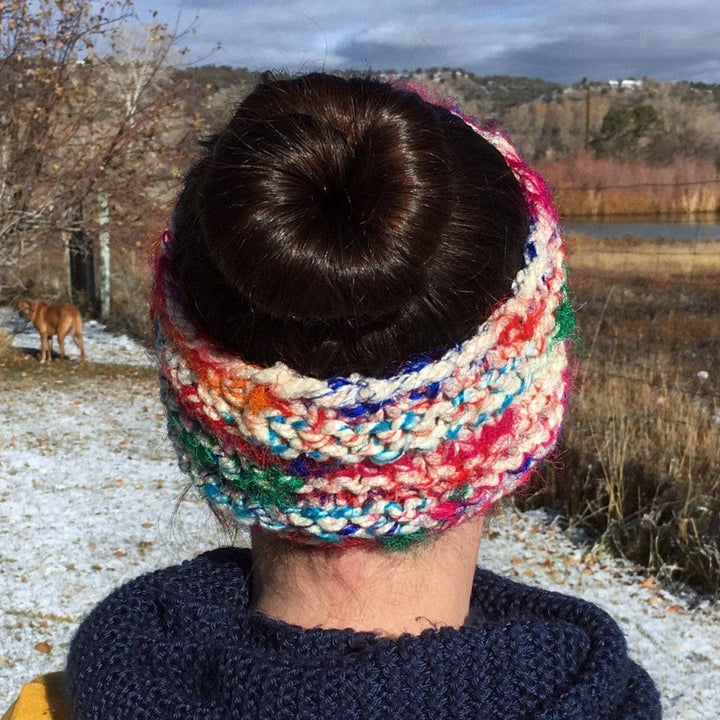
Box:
[66, 547, 660, 720]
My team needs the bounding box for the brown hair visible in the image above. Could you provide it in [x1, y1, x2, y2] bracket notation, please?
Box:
[172, 73, 528, 378]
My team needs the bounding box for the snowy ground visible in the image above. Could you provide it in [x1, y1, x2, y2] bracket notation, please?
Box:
[1, 311, 719, 717]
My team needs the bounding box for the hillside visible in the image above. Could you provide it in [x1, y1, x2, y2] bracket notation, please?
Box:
[177, 66, 720, 166]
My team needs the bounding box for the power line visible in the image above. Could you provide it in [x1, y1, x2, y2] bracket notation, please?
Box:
[581, 367, 720, 401]
[556, 178, 720, 191]
[571, 249, 720, 255]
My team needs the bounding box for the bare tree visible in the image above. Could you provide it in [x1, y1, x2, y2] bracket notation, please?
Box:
[0, 1, 124, 285]
[0, 0, 202, 295]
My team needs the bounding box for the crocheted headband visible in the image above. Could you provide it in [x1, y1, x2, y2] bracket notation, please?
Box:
[151, 94, 574, 546]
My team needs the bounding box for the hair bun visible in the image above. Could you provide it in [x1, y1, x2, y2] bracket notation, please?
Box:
[197, 75, 454, 321]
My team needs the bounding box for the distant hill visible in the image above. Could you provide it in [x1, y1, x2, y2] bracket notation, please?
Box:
[175, 66, 720, 166]
[177, 65, 563, 112]
[387, 68, 563, 111]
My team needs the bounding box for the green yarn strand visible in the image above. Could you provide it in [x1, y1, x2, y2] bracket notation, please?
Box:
[177, 423, 216, 468]
[551, 278, 576, 344]
[553, 297, 576, 341]
[380, 529, 427, 551]
[231, 465, 304, 506]
[169, 410, 302, 506]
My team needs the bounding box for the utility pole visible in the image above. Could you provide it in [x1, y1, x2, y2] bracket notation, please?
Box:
[585, 83, 591, 152]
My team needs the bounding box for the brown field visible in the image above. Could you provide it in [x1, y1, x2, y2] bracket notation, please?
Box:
[567, 235, 720, 277]
[538, 154, 720, 217]
[523, 234, 720, 593]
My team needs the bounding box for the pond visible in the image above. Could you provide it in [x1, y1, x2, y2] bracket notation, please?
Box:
[564, 217, 720, 241]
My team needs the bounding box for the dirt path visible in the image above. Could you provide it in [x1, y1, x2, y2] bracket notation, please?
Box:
[1, 361, 719, 717]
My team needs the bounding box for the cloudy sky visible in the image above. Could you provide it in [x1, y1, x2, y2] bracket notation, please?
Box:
[131, 0, 720, 84]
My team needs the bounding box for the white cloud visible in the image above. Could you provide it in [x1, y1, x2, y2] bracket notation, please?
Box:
[132, 0, 720, 82]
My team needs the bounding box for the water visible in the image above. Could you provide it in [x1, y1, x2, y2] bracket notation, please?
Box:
[564, 218, 720, 242]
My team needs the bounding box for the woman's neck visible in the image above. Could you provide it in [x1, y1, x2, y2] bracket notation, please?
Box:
[249, 518, 483, 637]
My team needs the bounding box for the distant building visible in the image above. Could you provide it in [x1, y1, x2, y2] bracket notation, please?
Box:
[607, 79, 643, 89]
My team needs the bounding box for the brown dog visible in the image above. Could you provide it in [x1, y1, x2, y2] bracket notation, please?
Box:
[17, 299, 86, 364]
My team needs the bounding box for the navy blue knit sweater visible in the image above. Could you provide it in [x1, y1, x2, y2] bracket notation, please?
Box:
[66, 547, 661, 719]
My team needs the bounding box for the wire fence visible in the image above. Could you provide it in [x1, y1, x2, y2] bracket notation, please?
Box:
[538, 233, 720, 593]
[568, 234, 720, 405]
[558, 178, 720, 190]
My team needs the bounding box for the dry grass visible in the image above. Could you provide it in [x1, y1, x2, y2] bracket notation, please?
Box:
[105, 268, 152, 339]
[540, 358, 720, 590]
[0, 350, 156, 383]
[567, 235, 720, 277]
[538, 154, 720, 217]
[523, 236, 720, 593]
[0, 328, 17, 361]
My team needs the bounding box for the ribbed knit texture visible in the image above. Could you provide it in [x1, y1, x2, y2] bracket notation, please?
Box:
[151, 111, 574, 544]
[66, 548, 661, 720]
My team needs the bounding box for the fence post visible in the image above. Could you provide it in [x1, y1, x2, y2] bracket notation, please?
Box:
[98, 190, 110, 320]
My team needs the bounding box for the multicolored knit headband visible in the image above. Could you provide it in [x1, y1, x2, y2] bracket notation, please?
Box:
[151, 94, 574, 546]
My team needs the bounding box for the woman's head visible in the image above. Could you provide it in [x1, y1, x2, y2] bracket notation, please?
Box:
[153, 72, 573, 545]
[171, 73, 528, 377]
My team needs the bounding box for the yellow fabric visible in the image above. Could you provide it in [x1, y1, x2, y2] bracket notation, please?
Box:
[2, 673, 68, 720]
